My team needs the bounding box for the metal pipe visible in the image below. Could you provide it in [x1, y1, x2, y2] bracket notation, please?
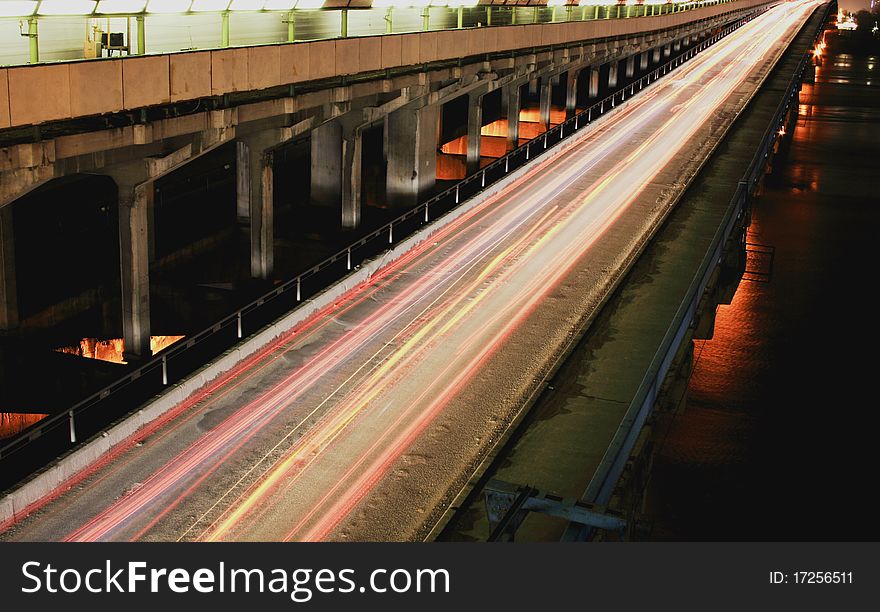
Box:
[457, 6, 463, 29]
[422, 6, 430, 31]
[341, 9, 348, 38]
[287, 10, 295, 42]
[136, 15, 145, 55]
[221, 11, 230, 47]
[27, 17, 38, 64]
[385, 7, 393, 34]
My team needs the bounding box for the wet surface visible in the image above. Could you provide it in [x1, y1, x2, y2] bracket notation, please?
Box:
[648, 48, 880, 540]
[439, 3, 826, 542]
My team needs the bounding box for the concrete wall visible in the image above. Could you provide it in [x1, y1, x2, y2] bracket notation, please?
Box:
[0, 0, 771, 131]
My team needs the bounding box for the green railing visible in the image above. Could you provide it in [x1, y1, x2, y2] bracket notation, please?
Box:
[1, 1, 739, 67]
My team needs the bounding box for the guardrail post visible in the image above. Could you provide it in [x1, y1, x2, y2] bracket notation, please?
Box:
[347, 248, 352, 270]
[526, 143, 530, 160]
[455, 185, 460, 203]
[237, 311, 242, 338]
[481, 170, 486, 187]
[296, 278, 301, 302]
[543, 133, 548, 149]
[162, 354, 168, 385]
[389, 224, 394, 244]
[505, 157, 509, 173]
[69, 410, 76, 444]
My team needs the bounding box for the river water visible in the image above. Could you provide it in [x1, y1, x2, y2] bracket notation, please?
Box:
[647, 47, 880, 540]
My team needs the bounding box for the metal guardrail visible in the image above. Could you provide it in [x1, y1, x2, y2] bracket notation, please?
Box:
[0, 5, 753, 488]
[563, 0, 833, 541]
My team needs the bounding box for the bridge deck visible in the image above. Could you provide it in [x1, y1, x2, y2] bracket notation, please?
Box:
[0, 0, 819, 542]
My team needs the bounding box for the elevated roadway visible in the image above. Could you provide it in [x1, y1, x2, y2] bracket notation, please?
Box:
[0, 0, 821, 542]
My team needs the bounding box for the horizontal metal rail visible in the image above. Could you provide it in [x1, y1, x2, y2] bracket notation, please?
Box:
[563, 0, 832, 541]
[0, 7, 762, 484]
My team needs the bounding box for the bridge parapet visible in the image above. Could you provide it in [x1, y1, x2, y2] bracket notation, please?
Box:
[0, 0, 771, 131]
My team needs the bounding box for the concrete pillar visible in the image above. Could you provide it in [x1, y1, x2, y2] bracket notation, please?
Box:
[538, 79, 552, 130]
[565, 70, 578, 118]
[0, 205, 17, 331]
[589, 67, 600, 98]
[625, 55, 635, 78]
[505, 84, 521, 150]
[467, 92, 483, 175]
[608, 61, 619, 89]
[528, 78, 538, 96]
[386, 104, 439, 208]
[235, 141, 250, 222]
[341, 126, 362, 230]
[674, 39, 681, 52]
[310, 119, 362, 229]
[653, 47, 661, 63]
[664, 43, 671, 58]
[238, 136, 276, 279]
[118, 182, 152, 360]
[640, 51, 649, 71]
[311, 120, 343, 209]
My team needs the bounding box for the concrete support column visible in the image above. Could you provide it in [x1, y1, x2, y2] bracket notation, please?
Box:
[235, 141, 250, 221]
[625, 55, 635, 78]
[505, 84, 521, 150]
[673, 39, 681, 52]
[640, 51, 649, 71]
[565, 70, 578, 118]
[310, 119, 363, 230]
[664, 43, 671, 58]
[341, 126, 362, 230]
[589, 67, 600, 98]
[608, 61, 619, 89]
[311, 120, 343, 209]
[0, 206, 17, 331]
[538, 79, 552, 130]
[467, 92, 483, 175]
[528, 78, 538, 96]
[118, 182, 152, 360]
[653, 47, 661, 63]
[386, 104, 439, 208]
[238, 136, 276, 279]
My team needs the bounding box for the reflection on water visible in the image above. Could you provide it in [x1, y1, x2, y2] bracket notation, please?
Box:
[648, 49, 880, 540]
[55, 335, 184, 364]
[0, 413, 48, 440]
